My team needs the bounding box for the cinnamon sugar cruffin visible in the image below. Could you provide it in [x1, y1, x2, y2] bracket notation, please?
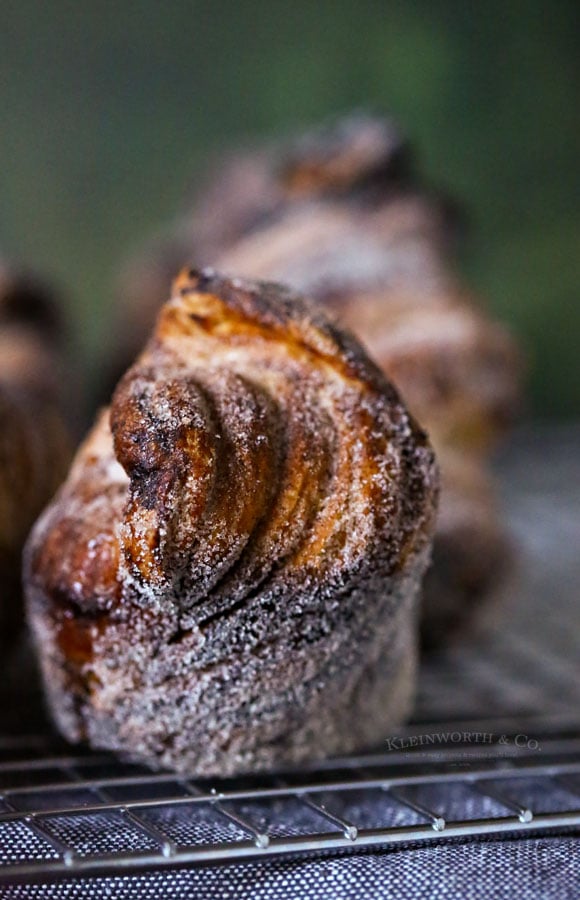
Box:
[26, 270, 438, 775]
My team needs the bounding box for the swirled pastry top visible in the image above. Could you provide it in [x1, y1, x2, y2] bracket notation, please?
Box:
[31, 270, 438, 632]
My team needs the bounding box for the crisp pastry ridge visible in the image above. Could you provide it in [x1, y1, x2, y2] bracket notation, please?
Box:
[26, 269, 439, 774]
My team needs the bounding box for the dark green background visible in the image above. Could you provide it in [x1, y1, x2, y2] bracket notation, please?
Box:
[0, 1, 578, 416]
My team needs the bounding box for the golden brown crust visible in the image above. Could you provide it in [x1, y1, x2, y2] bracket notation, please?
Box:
[26, 270, 439, 774]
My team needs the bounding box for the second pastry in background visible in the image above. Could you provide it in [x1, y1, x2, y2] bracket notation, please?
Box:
[113, 113, 522, 647]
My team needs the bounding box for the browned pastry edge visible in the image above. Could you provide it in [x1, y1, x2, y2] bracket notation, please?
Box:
[26, 269, 439, 774]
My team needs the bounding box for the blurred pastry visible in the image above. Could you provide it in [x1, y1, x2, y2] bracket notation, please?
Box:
[0, 261, 70, 648]
[26, 270, 438, 775]
[114, 113, 521, 646]
[113, 116, 412, 381]
[420, 450, 511, 648]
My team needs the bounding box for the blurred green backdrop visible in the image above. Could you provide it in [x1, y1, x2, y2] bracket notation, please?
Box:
[0, 1, 578, 416]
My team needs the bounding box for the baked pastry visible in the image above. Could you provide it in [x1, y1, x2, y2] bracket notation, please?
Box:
[114, 113, 521, 646]
[26, 269, 438, 775]
[0, 262, 70, 648]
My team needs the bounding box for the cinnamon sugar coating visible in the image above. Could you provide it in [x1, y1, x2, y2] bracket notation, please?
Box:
[26, 270, 438, 774]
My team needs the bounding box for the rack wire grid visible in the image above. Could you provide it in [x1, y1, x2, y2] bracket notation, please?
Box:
[0, 718, 580, 882]
[0, 425, 578, 883]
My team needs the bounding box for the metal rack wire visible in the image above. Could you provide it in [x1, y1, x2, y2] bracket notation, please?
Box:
[0, 724, 579, 882]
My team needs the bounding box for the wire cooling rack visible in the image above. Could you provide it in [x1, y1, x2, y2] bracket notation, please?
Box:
[0, 722, 580, 882]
